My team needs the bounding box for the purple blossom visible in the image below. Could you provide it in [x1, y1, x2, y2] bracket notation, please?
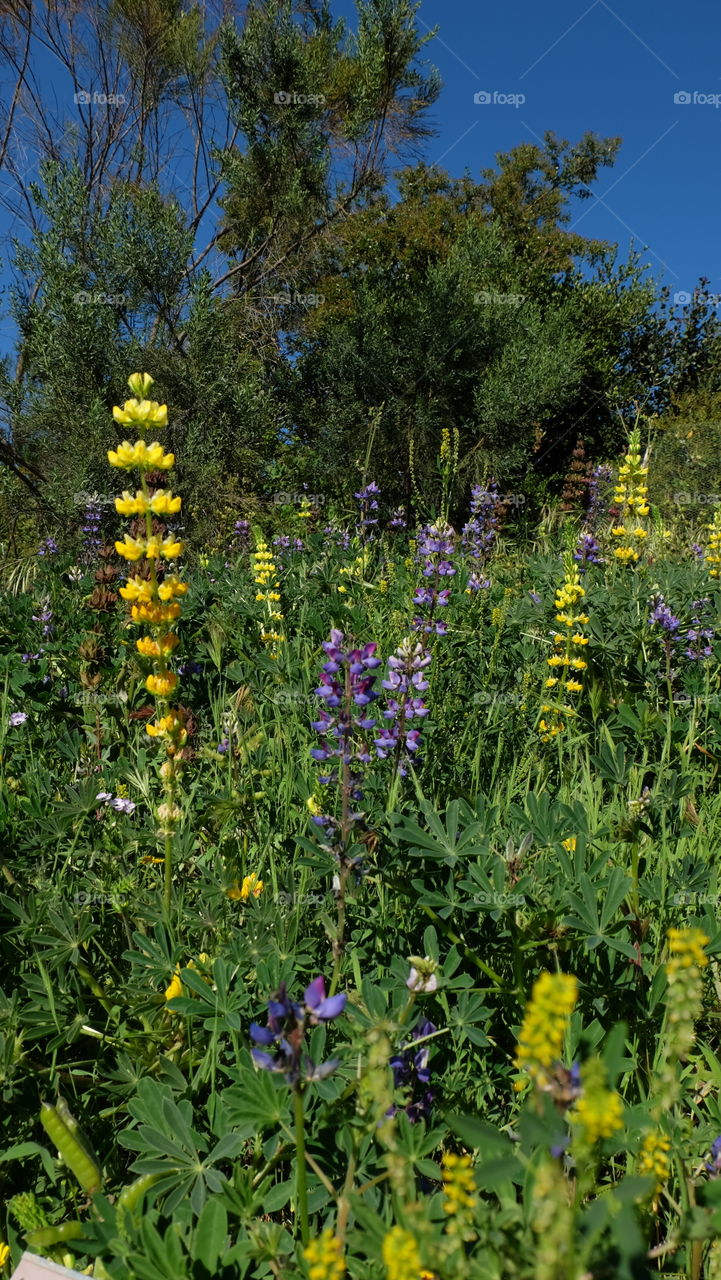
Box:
[388, 507, 407, 531]
[707, 1137, 721, 1176]
[37, 537, 58, 557]
[355, 481, 380, 531]
[461, 480, 502, 564]
[109, 797, 136, 815]
[375, 637, 432, 775]
[177, 661, 202, 677]
[31, 602, 54, 638]
[685, 598, 714, 661]
[8, 711, 28, 727]
[648, 594, 680, 634]
[388, 1019, 436, 1123]
[573, 532, 603, 569]
[217, 738, 230, 755]
[310, 631, 381, 835]
[80, 498, 103, 561]
[586, 464, 613, 529]
[412, 522, 456, 636]
[250, 977, 346, 1085]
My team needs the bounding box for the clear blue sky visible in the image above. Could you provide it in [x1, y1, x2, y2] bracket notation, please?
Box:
[2, 0, 719, 360]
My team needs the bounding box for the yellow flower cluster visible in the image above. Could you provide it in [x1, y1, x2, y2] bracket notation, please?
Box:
[572, 1086, 623, 1144]
[303, 1228, 345, 1280]
[381, 1228, 422, 1280]
[539, 557, 588, 742]
[705, 506, 721, 579]
[0, 1242, 8, 1269]
[442, 1152, 476, 1218]
[252, 540, 284, 656]
[108, 374, 186, 839]
[439, 427, 451, 462]
[637, 1130, 671, 1194]
[611, 427, 649, 563]
[227, 873, 264, 901]
[514, 971, 578, 1088]
[667, 926, 709, 977]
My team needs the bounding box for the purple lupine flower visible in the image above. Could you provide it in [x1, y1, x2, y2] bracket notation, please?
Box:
[387, 1018, 436, 1123]
[528, 591, 542, 604]
[96, 791, 113, 803]
[685, 598, 714, 661]
[355, 481, 380, 532]
[586, 464, 613, 529]
[461, 480, 502, 565]
[573, 532, 603, 570]
[692, 543, 705, 562]
[249, 977, 346, 1085]
[412, 522, 456, 635]
[217, 737, 230, 755]
[467, 573, 490, 593]
[388, 507, 407, 531]
[8, 711, 28, 727]
[31, 602, 54, 638]
[81, 498, 103, 561]
[310, 631, 381, 833]
[707, 1137, 721, 1176]
[37, 537, 58, 557]
[323, 524, 351, 551]
[109, 797, 136, 815]
[177, 661, 202, 677]
[375, 637, 432, 776]
[648, 594, 680, 634]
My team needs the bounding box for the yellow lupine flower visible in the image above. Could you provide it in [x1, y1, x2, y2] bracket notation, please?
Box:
[108, 440, 174, 470]
[227, 873, 264, 901]
[515, 972, 578, 1088]
[381, 1227, 422, 1280]
[146, 671, 178, 697]
[442, 1151, 477, 1216]
[115, 489, 149, 516]
[150, 490, 182, 515]
[157, 575, 188, 601]
[136, 633, 179, 658]
[0, 1243, 9, 1269]
[119, 576, 155, 603]
[115, 534, 147, 561]
[572, 1088, 623, 1143]
[637, 1131, 671, 1194]
[113, 397, 168, 429]
[303, 1228, 345, 1280]
[164, 968, 183, 1002]
[131, 600, 181, 624]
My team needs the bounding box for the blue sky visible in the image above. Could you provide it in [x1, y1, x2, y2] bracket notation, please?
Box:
[1, 0, 719, 360]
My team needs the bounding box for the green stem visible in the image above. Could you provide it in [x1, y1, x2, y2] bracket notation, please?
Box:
[164, 831, 173, 917]
[294, 1087, 309, 1246]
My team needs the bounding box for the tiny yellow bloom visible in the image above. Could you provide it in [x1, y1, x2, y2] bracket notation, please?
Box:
[164, 969, 183, 1002]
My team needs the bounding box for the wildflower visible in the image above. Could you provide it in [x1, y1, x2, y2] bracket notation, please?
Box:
[164, 968, 183, 1001]
[572, 1083, 623, 1143]
[706, 1136, 721, 1176]
[412, 521, 456, 635]
[442, 1151, 477, 1216]
[146, 671, 178, 697]
[388, 506, 407, 530]
[388, 1018, 435, 1123]
[108, 440, 174, 471]
[252, 539, 284, 656]
[80, 496, 103, 560]
[217, 737, 230, 755]
[562, 837, 576, 853]
[375, 637, 432, 776]
[685, 598, 714, 660]
[37, 537, 58, 556]
[109, 797, 136, 815]
[705, 505, 721, 579]
[539, 556, 588, 742]
[381, 1227, 422, 1280]
[514, 972, 578, 1089]
[303, 1228, 345, 1280]
[8, 711, 28, 727]
[355, 480, 380, 530]
[637, 1131, 671, 1194]
[610, 427, 649, 564]
[0, 1243, 9, 1268]
[406, 955, 438, 993]
[461, 479, 503, 567]
[310, 630, 381, 839]
[574, 531, 603, 569]
[228, 873, 264, 901]
[249, 977, 346, 1085]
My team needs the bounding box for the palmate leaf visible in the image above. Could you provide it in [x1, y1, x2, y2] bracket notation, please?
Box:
[390, 798, 490, 866]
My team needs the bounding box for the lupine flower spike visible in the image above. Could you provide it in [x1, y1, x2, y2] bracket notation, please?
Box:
[610, 425, 649, 564]
[252, 537, 285, 657]
[108, 372, 185, 911]
[704, 504, 721, 579]
[539, 554, 589, 742]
